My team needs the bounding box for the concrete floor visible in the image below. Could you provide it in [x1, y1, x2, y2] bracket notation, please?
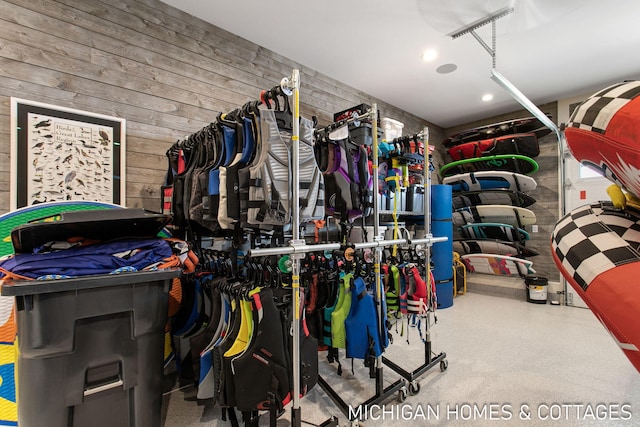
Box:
[162, 291, 640, 426]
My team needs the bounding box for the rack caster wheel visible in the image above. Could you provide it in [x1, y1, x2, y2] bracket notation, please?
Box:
[408, 381, 421, 395]
[398, 387, 408, 402]
[440, 359, 448, 372]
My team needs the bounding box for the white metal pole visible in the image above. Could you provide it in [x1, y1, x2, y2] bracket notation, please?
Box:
[288, 69, 303, 426]
[422, 127, 433, 340]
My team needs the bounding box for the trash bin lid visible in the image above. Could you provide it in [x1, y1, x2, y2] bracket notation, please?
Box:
[0, 269, 180, 296]
[12, 209, 171, 254]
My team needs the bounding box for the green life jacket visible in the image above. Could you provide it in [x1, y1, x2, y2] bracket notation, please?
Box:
[330, 273, 353, 349]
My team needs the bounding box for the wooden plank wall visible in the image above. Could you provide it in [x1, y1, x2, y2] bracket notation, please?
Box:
[443, 102, 561, 281]
[0, 0, 441, 213]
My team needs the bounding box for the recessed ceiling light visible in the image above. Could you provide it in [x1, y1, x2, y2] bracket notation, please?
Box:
[482, 94, 494, 102]
[421, 49, 438, 62]
[436, 63, 457, 74]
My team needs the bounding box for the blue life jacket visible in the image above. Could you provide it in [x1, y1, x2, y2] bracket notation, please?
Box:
[345, 277, 382, 360]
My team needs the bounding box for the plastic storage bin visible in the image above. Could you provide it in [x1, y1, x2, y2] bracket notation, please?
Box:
[348, 123, 383, 146]
[333, 104, 383, 146]
[334, 103, 374, 122]
[405, 184, 425, 213]
[1, 270, 179, 427]
[381, 117, 405, 141]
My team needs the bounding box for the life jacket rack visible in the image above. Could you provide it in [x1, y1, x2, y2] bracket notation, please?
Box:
[378, 129, 449, 396]
[162, 72, 449, 427]
[306, 110, 449, 422]
[233, 71, 338, 427]
[234, 106, 412, 425]
[163, 71, 337, 427]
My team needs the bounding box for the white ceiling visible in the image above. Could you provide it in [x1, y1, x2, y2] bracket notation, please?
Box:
[161, 0, 640, 128]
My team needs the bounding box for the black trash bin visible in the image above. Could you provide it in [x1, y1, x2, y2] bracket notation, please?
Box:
[0, 207, 179, 427]
[1, 270, 179, 427]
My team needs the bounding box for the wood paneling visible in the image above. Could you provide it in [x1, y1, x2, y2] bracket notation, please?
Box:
[0, 0, 434, 211]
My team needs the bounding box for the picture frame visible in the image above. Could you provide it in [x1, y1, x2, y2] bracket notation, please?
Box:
[10, 98, 126, 210]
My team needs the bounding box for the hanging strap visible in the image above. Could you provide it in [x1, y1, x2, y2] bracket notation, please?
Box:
[0, 267, 33, 281]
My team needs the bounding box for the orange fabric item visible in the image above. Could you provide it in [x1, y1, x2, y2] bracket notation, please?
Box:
[0, 304, 16, 342]
[0, 267, 33, 282]
[167, 277, 183, 318]
[553, 254, 640, 371]
[313, 220, 325, 243]
[163, 238, 199, 274]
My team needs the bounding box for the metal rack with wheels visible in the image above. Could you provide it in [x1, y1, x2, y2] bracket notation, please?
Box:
[246, 69, 339, 427]
[380, 127, 449, 396]
[310, 106, 409, 426]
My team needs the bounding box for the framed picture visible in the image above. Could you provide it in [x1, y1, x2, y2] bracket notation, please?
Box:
[10, 98, 126, 210]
